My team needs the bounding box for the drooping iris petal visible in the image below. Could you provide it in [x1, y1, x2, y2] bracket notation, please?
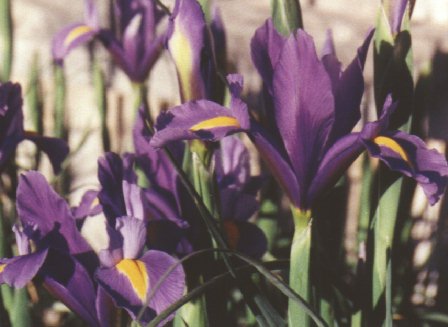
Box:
[363, 131, 448, 205]
[43, 249, 101, 327]
[52, 22, 97, 63]
[308, 133, 364, 205]
[151, 99, 246, 148]
[0, 249, 48, 288]
[272, 29, 335, 207]
[249, 122, 300, 207]
[24, 132, 69, 174]
[17, 172, 91, 255]
[96, 250, 184, 324]
[167, 0, 207, 101]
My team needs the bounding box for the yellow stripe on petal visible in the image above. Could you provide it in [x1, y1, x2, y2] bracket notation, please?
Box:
[373, 136, 410, 163]
[0, 263, 6, 274]
[64, 25, 93, 47]
[116, 259, 149, 302]
[169, 24, 194, 100]
[190, 116, 240, 132]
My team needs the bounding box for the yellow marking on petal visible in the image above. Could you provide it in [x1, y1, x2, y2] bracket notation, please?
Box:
[91, 197, 100, 207]
[169, 23, 194, 100]
[116, 259, 149, 302]
[0, 263, 6, 274]
[373, 136, 409, 163]
[223, 221, 240, 250]
[64, 25, 93, 48]
[190, 116, 240, 132]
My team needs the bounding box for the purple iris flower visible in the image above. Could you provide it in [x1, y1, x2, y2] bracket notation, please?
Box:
[167, 0, 226, 102]
[134, 106, 267, 257]
[0, 172, 113, 327]
[52, 0, 165, 83]
[0, 82, 69, 173]
[215, 136, 267, 258]
[150, 20, 448, 210]
[82, 214, 185, 325]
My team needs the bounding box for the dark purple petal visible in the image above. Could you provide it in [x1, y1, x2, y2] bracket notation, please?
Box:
[250, 18, 286, 91]
[23, 132, 69, 174]
[52, 23, 97, 63]
[0, 82, 24, 170]
[327, 29, 374, 144]
[151, 100, 245, 148]
[363, 131, 448, 205]
[116, 216, 146, 259]
[308, 133, 364, 206]
[222, 221, 267, 259]
[220, 189, 259, 222]
[43, 250, 100, 327]
[133, 107, 182, 191]
[17, 172, 91, 255]
[144, 189, 187, 228]
[167, 0, 207, 100]
[0, 249, 48, 288]
[249, 122, 300, 207]
[96, 285, 116, 327]
[272, 29, 334, 203]
[98, 153, 127, 221]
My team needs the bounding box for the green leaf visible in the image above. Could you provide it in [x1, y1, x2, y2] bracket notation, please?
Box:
[145, 249, 326, 327]
[0, 0, 13, 82]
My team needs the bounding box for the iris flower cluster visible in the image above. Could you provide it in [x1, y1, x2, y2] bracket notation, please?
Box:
[1, 0, 448, 326]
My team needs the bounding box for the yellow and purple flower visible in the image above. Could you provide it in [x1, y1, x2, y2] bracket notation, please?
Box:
[52, 0, 165, 83]
[151, 20, 448, 210]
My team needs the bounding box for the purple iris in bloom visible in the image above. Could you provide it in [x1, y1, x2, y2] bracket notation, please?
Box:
[52, 0, 165, 83]
[0, 82, 69, 173]
[134, 108, 267, 258]
[151, 20, 448, 210]
[0, 172, 114, 327]
[82, 214, 185, 325]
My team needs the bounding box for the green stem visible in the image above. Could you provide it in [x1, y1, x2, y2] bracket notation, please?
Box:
[53, 65, 66, 140]
[270, 0, 303, 36]
[0, 0, 12, 82]
[372, 175, 402, 323]
[288, 207, 312, 327]
[93, 61, 110, 152]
